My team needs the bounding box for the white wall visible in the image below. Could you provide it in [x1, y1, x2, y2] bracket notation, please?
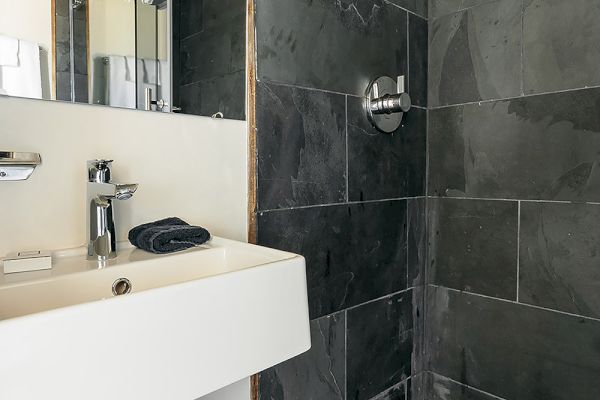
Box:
[0, 96, 248, 257]
[89, 0, 136, 59]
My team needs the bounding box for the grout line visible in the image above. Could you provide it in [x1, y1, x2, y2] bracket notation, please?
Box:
[429, 83, 600, 110]
[383, 0, 428, 20]
[345, 95, 349, 203]
[516, 200, 521, 302]
[312, 287, 415, 321]
[406, 202, 410, 289]
[255, 78, 430, 108]
[258, 196, 426, 214]
[429, 284, 600, 323]
[424, 195, 600, 206]
[257, 79, 356, 97]
[367, 377, 412, 400]
[344, 309, 348, 400]
[427, 372, 508, 400]
[429, 0, 499, 20]
[520, 0, 525, 96]
[406, 10, 410, 96]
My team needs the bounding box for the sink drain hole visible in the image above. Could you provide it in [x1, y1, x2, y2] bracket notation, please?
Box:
[112, 278, 132, 296]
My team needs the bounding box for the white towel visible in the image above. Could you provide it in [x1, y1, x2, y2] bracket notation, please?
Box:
[0, 34, 19, 66]
[107, 55, 136, 108]
[0, 39, 42, 99]
[142, 58, 158, 84]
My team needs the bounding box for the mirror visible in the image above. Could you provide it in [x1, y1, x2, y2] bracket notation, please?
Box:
[0, 0, 246, 120]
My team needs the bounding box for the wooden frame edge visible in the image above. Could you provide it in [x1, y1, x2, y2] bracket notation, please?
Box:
[247, 0, 257, 247]
[247, 0, 259, 399]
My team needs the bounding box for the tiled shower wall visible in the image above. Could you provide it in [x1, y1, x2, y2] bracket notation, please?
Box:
[425, 0, 600, 399]
[253, 1, 428, 399]
[172, 0, 246, 119]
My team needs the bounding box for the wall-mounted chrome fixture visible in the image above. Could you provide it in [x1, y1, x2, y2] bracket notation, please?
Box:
[364, 76, 411, 133]
[72, 0, 86, 10]
[144, 87, 168, 111]
[0, 151, 42, 181]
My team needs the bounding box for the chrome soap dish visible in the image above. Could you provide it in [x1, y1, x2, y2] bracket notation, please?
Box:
[0, 151, 42, 181]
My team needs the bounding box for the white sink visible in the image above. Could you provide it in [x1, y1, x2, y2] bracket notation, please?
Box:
[0, 237, 310, 400]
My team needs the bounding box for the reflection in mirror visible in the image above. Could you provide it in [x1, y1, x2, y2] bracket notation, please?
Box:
[0, 0, 246, 120]
[172, 0, 246, 120]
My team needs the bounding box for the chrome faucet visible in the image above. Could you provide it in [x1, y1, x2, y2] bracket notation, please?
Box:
[86, 160, 138, 260]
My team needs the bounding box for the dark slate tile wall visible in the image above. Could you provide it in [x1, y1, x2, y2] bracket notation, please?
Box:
[427, 0, 600, 399]
[172, 0, 246, 120]
[255, 0, 428, 399]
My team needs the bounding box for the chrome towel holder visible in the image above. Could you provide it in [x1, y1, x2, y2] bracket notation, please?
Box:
[0, 151, 42, 181]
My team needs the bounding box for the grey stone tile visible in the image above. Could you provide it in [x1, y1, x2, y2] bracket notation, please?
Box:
[256, 0, 408, 96]
[368, 380, 407, 400]
[257, 82, 346, 210]
[179, 12, 245, 85]
[421, 372, 504, 400]
[389, 0, 428, 18]
[523, 0, 600, 94]
[259, 312, 346, 400]
[408, 198, 426, 288]
[257, 200, 408, 319]
[426, 286, 600, 400]
[428, 88, 600, 201]
[428, 198, 518, 300]
[429, 0, 497, 19]
[428, 0, 522, 107]
[179, 0, 203, 38]
[408, 14, 428, 107]
[179, 71, 246, 120]
[347, 99, 426, 201]
[519, 202, 600, 319]
[347, 291, 413, 400]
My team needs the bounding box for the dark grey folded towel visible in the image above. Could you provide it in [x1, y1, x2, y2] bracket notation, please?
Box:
[128, 217, 211, 254]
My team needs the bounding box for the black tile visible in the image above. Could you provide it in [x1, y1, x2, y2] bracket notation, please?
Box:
[179, 0, 203, 38]
[388, 0, 428, 18]
[429, 0, 497, 19]
[428, 0, 522, 107]
[428, 198, 518, 300]
[428, 88, 600, 201]
[520, 202, 600, 320]
[408, 198, 426, 288]
[258, 201, 408, 319]
[411, 287, 426, 380]
[259, 312, 346, 400]
[523, 0, 600, 94]
[347, 99, 426, 201]
[427, 286, 600, 400]
[369, 381, 407, 400]
[179, 71, 246, 120]
[421, 372, 503, 400]
[179, 13, 245, 85]
[407, 374, 426, 400]
[347, 291, 413, 400]
[256, 0, 408, 96]
[408, 15, 428, 107]
[256, 82, 346, 210]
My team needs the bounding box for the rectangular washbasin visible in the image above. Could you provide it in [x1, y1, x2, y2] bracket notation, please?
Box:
[0, 237, 310, 400]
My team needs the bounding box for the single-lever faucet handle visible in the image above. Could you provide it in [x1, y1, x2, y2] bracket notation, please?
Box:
[87, 159, 114, 183]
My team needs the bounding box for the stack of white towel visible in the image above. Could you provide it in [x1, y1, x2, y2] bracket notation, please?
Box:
[0, 34, 43, 99]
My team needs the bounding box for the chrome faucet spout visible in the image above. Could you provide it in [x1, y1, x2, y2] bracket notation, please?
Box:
[86, 160, 137, 261]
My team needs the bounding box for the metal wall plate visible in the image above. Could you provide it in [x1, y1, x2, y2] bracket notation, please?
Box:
[0, 151, 41, 181]
[364, 76, 411, 133]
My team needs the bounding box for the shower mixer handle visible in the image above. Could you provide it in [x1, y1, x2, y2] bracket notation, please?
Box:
[364, 75, 412, 133]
